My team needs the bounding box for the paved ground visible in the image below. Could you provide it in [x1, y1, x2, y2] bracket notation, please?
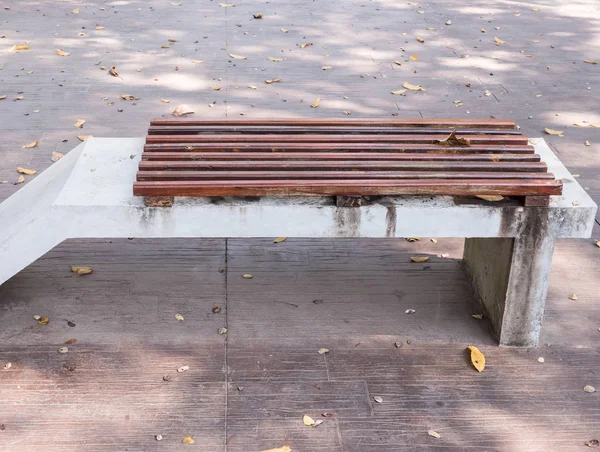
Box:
[0, 0, 599, 450]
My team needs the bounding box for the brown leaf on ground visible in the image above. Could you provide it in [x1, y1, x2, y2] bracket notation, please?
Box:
[119, 94, 136, 100]
[10, 45, 29, 51]
[182, 436, 195, 445]
[37, 317, 49, 325]
[416, 37, 425, 43]
[109, 66, 119, 77]
[229, 53, 247, 59]
[71, 266, 93, 275]
[322, 66, 332, 70]
[300, 42, 312, 48]
[265, 78, 282, 84]
[51, 151, 64, 162]
[74, 119, 86, 128]
[269, 57, 285, 62]
[584, 60, 598, 65]
[410, 256, 429, 263]
[391, 89, 407, 95]
[310, 98, 320, 108]
[96, 26, 105, 30]
[436, 130, 470, 146]
[394, 60, 402, 66]
[55, 49, 70, 56]
[584, 439, 599, 448]
[544, 127, 564, 136]
[403, 81, 425, 91]
[191, 60, 204, 64]
[16, 175, 25, 184]
[467, 345, 486, 372]
[253, 13, 263, 18]
[78, 135, 93, 141]
[65, 338, 77, 344]
[476, 195, 504, 202]
[212, 306, 221, 314]
[494, 36, 505, 45]
[172, 104, 194, 116]
[22, 141, 39, 149]
[410, 54, 418, 61]
[17, 167, 37, 175]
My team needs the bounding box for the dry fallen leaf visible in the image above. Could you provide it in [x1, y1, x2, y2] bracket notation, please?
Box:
[410, 256, 429, 263]
[405, 309, 416, 314]
[65, 338, 77, 345]
[303, 415, 316, 426]
[300, 42, 312, 48]
[242, 273, 253, 279]
[544, 127, 564, 136]
[58, 347, 69, 354]
[428, 430, 441, 439]
[17, 167, 37, 175]
[322, 66, 333, 70]
[219, 2, 235, 6]
[583, 385, 596, 393]
[191, 60, 204, 64]
[109, 66, 119, 77]
[37, 317, 49, 325]
[410, 53, 418, 61]
[161, 99, 170, 104]
[476, 195, 504, 202]
[494, 37, 505, 45]
[317, 348, 329, 355]
[16, 175, 25, 184]
[96, 25, 105, 30]
[77, 135, 93, 142]
[281, 28, 289, 33]
[391, 89, 407, 95]
[22, 141, 39, 149]
[436, 130, 470, 146]
[310, 98, 320, 108]
[537, 357, 545, 363]
[584, 60, 598, 65]
[229, 53, 247, 59]
[265, 78, 282, 84]
[274, 237, 287, 243]
[51, 151, 64, 162]
[218, 327, 228, 335]
[343, 110, 351, 115]
[177, 365, 190, 373]
[211, 86, 221, 91]
[182, 436, 195, 445]
[373, 396, 383, 403]
[471, 314, 484, 320]
[0, 95, 6, 100]
[568, 294, 578, 301]
[172, 104, 194, 117]
[71, 266, 93, 275]
[467, 345, 486, 372]
[403, 81, 425, 91]
[3, 362, 12, 370]
[394, 60, 402, 66]
[175, 313, 185, 321]
[248, 85, 257, 90]
[72, 8, 79, 14]
[416, 37, 425, 43]
[585, 141, 591, 146]
[584, 439, 599, 447]
[260, 447, 292, 452]
[74, 119, 86, 128]
[10, 45, 29, 51]
[213, 306, 221, 314]
[55, 49, 70, 57]
[253, 13, 263, 19]
[269, 57, 285, 62]
[171, 2, 182, 5]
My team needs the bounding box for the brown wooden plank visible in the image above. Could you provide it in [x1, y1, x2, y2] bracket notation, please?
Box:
[145, 134, 528, 145]
[149, 118, 517, 129]
[133, 178, 563, 197]
[147, 125, 523, 135]
[136, 170, 557, 181]
[140, 152, 541, 162]
[138, 160, 549, 172]
[142, 143, 536, 154]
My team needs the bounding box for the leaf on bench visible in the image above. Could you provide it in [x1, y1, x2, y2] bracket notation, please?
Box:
[436, 130, 471, 146]
[466, 345, 486, 372]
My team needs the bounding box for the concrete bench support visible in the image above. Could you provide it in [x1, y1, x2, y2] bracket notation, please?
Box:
[0, 138, 596, 347]
[464, 209, 557, 346]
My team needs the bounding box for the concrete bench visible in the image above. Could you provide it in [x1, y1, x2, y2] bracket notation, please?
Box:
[0, 128, 596, 347]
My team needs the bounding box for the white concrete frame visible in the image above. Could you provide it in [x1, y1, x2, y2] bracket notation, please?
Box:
[0, 138, 596, 346]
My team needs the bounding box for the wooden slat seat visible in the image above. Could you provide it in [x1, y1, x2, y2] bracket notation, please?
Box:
[134, 119, 563, 204]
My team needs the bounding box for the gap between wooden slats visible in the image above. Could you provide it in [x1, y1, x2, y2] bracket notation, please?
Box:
[144, 134, 529, 145]
[133, 179, 563, 197]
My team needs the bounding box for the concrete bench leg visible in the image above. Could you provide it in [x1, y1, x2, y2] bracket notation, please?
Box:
[463, 214, 556, 347]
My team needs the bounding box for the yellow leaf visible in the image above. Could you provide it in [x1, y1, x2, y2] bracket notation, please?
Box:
[242, 273, 253, 279]
[96, 26, 105, 30]
[269, 57, 285, 62]
[261, 447, 292, 452]
[172, 104, 194, 117]
[303, 415, 316, 426]
[265, 78, 282, 84]
[584, 60, 598, 65]
[544, 127, 564, 136]
[466, 345, 486, 372]
[37, 317, 49, 325]
[211, 86, 221, 91]
[175, 313, 185, 321]
[585, 140, 591, 146]
[51, 151, 64, 162]
[161, 45, 171, 49]
[410, 256, 429, 263]
[310, 98, 320, 108]
[78, 135, 93, 141]
[428, 430, 441, 439]
[55, 49, 70, 56]
[22, 141, 39, 149]
[476, 195, 504, 202]
[17, 167, 37, 175]
[71, 266, 93, 275]
[72, 8, 79, 13]
[322, 66, 333, 70]
[119, 94, 136, 100]
[274, 237, 287, 243]
[391, 89, 407, 95]
[171, 2, 182, 5]
[583, 385, 596, 393]
[182, 435, 195, 445]
[229, 53, 247, 59]
[0, 95, 6, 100]
[168, 39, 177, 43]
[191, 60, 204, 64]
[280, 28, 289, 33]
[300, 42, 312, 48]
[494, 36, 505, 45]
[11, 45, 29, 51]
[13, 96, 24, 100]
[403, 81, 425, 91]
[74, 119, 86, 128]
[219, 2, 235, 6]
[248, 85, 257, 90]
[416, 36, 425, 43]
[573, 122, 587, 127]
[17, 175, 25, 184]
[161, 99, 170, 103]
